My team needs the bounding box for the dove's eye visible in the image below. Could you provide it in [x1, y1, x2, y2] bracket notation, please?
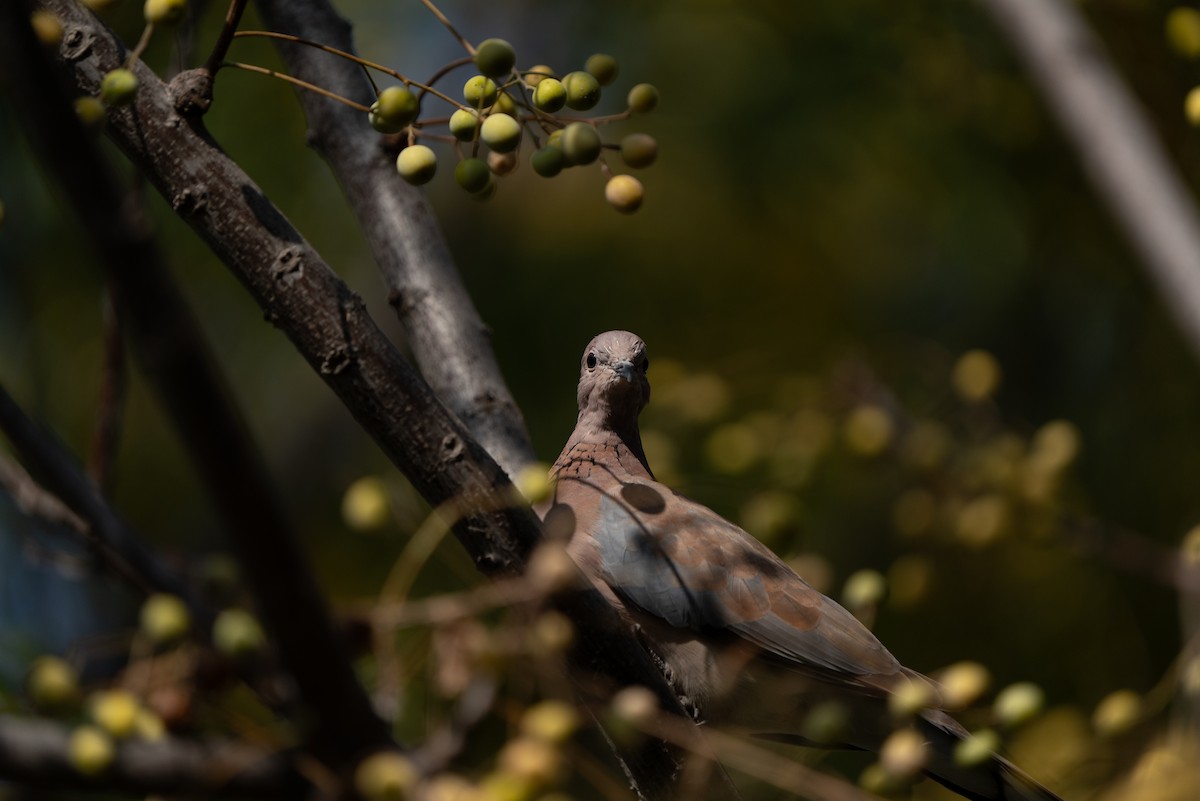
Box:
[641, 357, 650, 372]
[586, 353, 598, 369]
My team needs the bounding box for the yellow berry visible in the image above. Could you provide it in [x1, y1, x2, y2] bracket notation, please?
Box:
[354, 751, 417, 801]
[843, 405, 892, 455]
[144, 0, 187, 26]
[880, 728, 928, 779]
[994, 682, 1044, 728]
[90, 689, 141, 738]
[213, 608, 267, 658]
[31, 10, 63, 45]
[342, 476, 391, 530]
[954, 729, 1001, 766]
[604, 175, 644, 214]
[938, 661, 992, 709]
[140, 593, 191, 645]
[396, 145, 438, 186]
[842, 568, 886, 610]
[100, 69, 138, 107]
[520, 700, 580, 744]
[69, 725, 115, 776]
[1092, 689, 1143, 736]
[26, 656, 81, 713]
[952, 349, 1002, 402]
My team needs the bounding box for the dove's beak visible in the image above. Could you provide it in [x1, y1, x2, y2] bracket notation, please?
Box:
[611, 360, 636, 382]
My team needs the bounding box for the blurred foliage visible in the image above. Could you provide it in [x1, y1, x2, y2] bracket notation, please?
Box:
[5, 0, 1200, 798]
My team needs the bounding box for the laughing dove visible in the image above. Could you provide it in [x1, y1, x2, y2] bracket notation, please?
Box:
[540, 330, 1062, 801]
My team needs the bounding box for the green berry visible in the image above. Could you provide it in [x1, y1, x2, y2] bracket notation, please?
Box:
[455, 158, 491, 193]
[954, 729, 1001, 767]
[369, 86, 419, 133]
[487, 150, 517, 176]
[605, 175, 644, 214]
[27, 656, 81, 713]
[561, 122, 602, 165]
[213, 608, 267, 658]
[140, 593, 190, 646]
[585, 53, 619, 86]
[74, 96, 106, 127]
[449, 108, 480, 141]
[480, 113, 522, 153]
[396, 144, 438, 185]
[546, 129, 564, 148]
[475, 38, 516, 78]
[463, 75, 499, 108]
[471, 178, 497, 202]
[490, 91, 517, 117]
[994, 682, 1044, 728]
[531, 146, 565, 177]
[533, 78, 566, 112]
[144, 0, 186, 26]
[627, 83, 659, 114]
[69, 726, 115, 776]
[562, 71, 601, 110]
[355, 751, 416, 801]
[524, 65, 556, 87]
[620, 133, 657, 168]
[100, 69, 138, 107]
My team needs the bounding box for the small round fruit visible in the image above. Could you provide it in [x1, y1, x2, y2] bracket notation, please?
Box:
[994, 682, 1044, 728]
[74, 96, 107, 127]
[480, 113, 522, 153]
[954, 729, 1001, 767]
[69, 726, 115, 776]
[487, 150, 517, 176]
[463, 75, 499, 108]
[342, 476, 390, 530]
[585, 53, 619, 86]
[90, 689, 141, 738]
[620, 133, 657, 168]
[144, 0, 186, 26]
[449, 108, 479, 141]
[562, 71, 601, 110]
[31, 10, 63, 45]
[140, 593, 191, 646]
[532, 78, 566, 112]
[100, 69, 138, 107]
[561, 122, 601, 165]
[524, 65, 556, 87]
[546, 129, 564, 148]
[627, 83, 659, 114]
[354, 751, 416, 801]
[475, 38, 516, 78]
[531, 146, 565, 177]
[605, 175, 644, 214]
[490, 91, 517, 117]
[455, 158, 491, 193]
[27, 656, 81, 713]
[369, 86, 419, 133]
[471, 179, 497, 202]
[396, 144, 438, 185]
[213, 608, 267, 658]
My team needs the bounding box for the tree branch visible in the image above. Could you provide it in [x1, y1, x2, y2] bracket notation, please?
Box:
[249, 0, 538, 480]
[2, 0, 391, 768]
[979, 0, 1200, 363]
[0, 715, 307, 798]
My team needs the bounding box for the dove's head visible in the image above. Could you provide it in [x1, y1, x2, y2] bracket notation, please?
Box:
[576, 330, 651, 429]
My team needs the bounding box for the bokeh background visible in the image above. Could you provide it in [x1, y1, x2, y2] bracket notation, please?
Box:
[4, 0, 1200, 797]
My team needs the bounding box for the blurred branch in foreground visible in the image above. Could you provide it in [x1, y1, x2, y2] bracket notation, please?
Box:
[979, 0, 1200, 364]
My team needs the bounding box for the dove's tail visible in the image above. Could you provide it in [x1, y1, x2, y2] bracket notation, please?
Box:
[919, 712, 1065, 801]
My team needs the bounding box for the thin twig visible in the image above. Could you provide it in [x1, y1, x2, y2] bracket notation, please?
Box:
[418, 0, 475, 55]
[87, 282, 127, 492]
[202, 0, 248, 75]
[224, 62, 371, 111]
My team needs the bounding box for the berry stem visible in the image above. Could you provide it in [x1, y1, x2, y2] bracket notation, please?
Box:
[124, 23, 155, 69]
[418, 0, 475, 55]
[232, 31, 470, 111]
[224, 61, 371, 112]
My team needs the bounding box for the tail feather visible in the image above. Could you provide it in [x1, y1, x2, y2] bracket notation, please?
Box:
[919, 713, 1064, 801]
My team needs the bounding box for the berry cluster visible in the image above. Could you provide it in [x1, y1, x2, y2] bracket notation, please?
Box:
[382, 39, 659, 214]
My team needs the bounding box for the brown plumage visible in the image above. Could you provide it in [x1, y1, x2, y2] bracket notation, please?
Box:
[540, 331, 1064, 801]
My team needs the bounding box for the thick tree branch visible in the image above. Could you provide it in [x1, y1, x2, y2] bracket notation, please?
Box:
[2, 0, 391, 768]
[249, 0, 538, 479]
[0, 715, 307, 798]
[979, 0, 1200, 363]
